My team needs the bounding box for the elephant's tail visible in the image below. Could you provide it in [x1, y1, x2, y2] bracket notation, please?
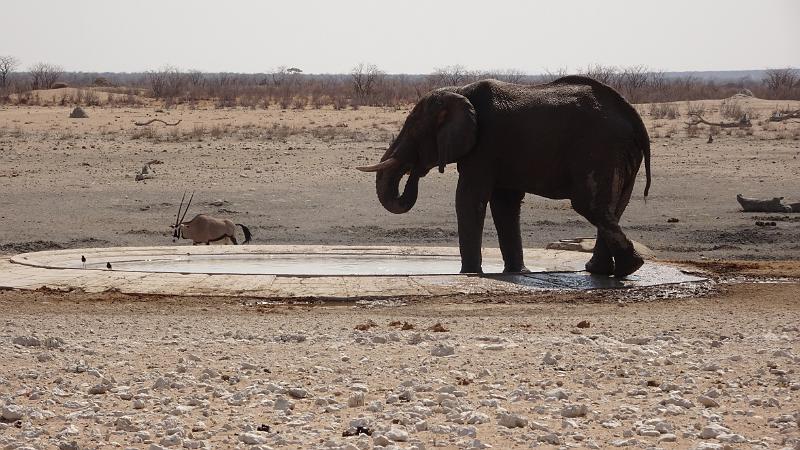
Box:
[642, 133, 651, 198]
[236, 224, 252, 244]
[629, 98, 651, 198]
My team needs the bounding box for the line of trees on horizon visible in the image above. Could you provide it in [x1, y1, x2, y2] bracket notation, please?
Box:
[1, 57, 798, 107]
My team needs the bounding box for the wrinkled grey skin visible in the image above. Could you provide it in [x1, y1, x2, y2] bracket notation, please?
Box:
[365, 76, 651, 277]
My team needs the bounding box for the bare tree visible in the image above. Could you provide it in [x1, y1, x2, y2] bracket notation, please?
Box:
[430, 64, 471, 86]
[0, 56, 19, 89]
[618, 65, 650, 103]
[582, 64, 619, 86]
[351, 63, 385, 102]
[29, 62, 64, 89]
[186, 69, 205, 87]
[270, 66, 288, 86]
[147, 65, 186, 98]
[489, 68, 527, 84]
[763, 68, 798, 98]
[538, 67, 569, 83]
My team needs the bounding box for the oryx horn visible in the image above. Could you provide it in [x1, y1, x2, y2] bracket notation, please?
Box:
[178, 191, 194, 225]
[175, 191, 187, 227]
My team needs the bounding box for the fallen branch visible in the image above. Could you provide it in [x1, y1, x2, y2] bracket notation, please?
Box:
[686, 113, 751, 128]
[736, 194, 794, 213]
[134, 119, 182, 126]
[768, 109, 800, 123]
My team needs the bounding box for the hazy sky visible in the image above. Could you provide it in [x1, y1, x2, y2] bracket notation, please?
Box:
[4, 0, 799, 74]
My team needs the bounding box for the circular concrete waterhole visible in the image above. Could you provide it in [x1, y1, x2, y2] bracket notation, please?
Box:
[4, 246, 707, 297]
[77, 252, 507, 276]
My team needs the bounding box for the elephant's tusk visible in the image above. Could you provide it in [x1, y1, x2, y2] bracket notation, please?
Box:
[356, 157, 400, 172]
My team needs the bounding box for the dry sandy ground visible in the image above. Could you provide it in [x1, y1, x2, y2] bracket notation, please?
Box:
[0, 95, 799, 259]
[0, 274, 798, 449]
[0, 95, 799, 449]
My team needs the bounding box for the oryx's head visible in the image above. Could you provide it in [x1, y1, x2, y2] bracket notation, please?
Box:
[171, 191, 193, 242]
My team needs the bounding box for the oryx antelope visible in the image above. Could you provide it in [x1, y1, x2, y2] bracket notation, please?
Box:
[171, 192, 252, 245]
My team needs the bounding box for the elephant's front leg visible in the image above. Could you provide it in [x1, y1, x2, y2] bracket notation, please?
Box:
[490, 189, 528, 273]
[456, 177, 491, 274]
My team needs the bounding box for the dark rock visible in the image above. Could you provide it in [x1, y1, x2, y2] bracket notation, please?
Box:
[69, 107, 88, 119]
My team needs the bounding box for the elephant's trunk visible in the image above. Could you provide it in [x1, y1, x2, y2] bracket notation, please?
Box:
[376, 165, 419, 214]
[373, 144, 418, 214]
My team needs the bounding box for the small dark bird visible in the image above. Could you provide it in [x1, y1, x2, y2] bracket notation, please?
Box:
[707, 134, 713, 144]
[106, 262, 112, 270]
[81, 255, 86, 269]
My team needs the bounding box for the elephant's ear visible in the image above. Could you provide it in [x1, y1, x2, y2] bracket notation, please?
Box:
[436, 92, 477, 173]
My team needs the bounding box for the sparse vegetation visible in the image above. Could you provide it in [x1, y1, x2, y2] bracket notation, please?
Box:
[649, 103, 680, 119]
[1, 64, 799, 110]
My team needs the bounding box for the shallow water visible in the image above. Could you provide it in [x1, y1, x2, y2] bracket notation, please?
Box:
[79, 253, 514, 275]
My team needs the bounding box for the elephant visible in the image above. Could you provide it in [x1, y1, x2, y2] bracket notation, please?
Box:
[357, 75, 651, 277]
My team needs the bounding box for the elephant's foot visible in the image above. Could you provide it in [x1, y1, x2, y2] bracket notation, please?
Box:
[503, 265, 530, 274]
[613, 251, 644, 277]
[585, 255, 614, 276]
[460, 264, 483, 274]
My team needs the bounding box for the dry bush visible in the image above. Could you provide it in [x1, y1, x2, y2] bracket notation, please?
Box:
[686, 102, 705, 116]
[209, 124, 230, 139]
[312, 94, 331, 109]
[332, 95, 348, 110]
[686, 123, 700, 138]
[291, 96, 307, 110]
[188, 124, 206, 140]
[649, 103, 680, 119]
[309, 126, 364, 142]
[278, 95, 291, 110]
[263, 123, 299, 140]
[720, 101, 750, 121]
[131, 127, 158, 140]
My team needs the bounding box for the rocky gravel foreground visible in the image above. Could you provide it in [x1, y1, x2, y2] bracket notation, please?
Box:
[0, 283, 798, 450]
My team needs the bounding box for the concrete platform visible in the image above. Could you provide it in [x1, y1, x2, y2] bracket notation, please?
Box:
[1, 245, 706, 298]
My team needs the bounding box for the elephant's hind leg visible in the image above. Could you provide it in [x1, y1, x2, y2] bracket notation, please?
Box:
[572, 172, 643, 277]
[490, 189, 528, 273]
[597, 214, 643, 277]
[586, 234, 614, 275]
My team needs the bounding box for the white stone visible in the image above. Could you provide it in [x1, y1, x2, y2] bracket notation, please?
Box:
[115, 416, 139, 432]
[159, 434, 183, 447]
[699, 423, 729, 439]
[561, 404, 588, 418]
[431, 343, 455, 357]
[373, 434, 390, 446]
[239, 432, 267, 445]
[717, 433, 746, 443]
[386, 428, 409, 442]
[1, 404, 24, 421]
[497, 412, 527, 428]
[274, 396, 294, 411]
[545, 388, 569, 399]
[658, 433, 677, 442]
[288, 387, 308, 399]
[698, 395, 719, 407]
